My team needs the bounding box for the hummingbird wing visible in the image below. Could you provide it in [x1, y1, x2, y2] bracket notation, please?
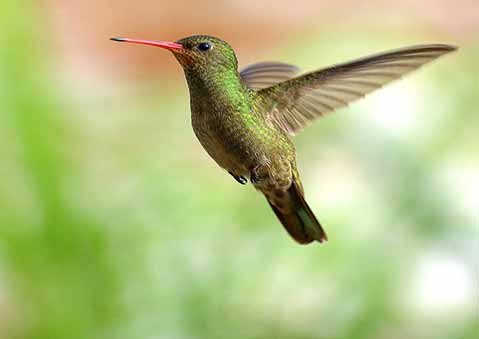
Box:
[257, 44, 457, 134]
[240, 62, 301, 90]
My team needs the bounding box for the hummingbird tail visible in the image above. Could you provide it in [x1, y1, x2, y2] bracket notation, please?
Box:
[266, 180, 328, 245]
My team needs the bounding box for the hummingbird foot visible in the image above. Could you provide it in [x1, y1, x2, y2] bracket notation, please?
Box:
[250, 165, 265, 185]
[229, 171, 248, 185]
[250, 170, 259, 184]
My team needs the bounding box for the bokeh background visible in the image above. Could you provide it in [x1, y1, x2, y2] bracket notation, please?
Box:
[0, 1, 477, 338]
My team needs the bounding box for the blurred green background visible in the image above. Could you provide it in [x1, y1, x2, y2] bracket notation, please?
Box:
[0, 1, 477, 339]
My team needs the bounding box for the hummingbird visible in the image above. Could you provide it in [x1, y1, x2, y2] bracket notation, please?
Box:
[111, 35, 456, 245]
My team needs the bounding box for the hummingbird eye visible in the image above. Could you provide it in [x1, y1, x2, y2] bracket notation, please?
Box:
[197, 42, 211, 51]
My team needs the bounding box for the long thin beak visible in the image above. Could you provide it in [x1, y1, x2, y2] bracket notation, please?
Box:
[110, 37, 183, 51]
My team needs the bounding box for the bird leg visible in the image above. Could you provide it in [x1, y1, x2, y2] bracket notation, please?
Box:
[228, 171, 247, 185]
[250, 165, 267, 185]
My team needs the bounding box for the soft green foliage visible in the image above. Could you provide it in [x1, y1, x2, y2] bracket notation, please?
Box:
[0, 2, 477, 339]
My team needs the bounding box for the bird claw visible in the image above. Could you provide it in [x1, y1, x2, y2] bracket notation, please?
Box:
[229, 172, 247, 185]
[250, 172, 259, 184]
[250, 165, 262, 184]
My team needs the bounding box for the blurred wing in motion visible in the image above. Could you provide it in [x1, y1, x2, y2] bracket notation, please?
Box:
[240, 62, 301, 90]
[258, 44, 457, 134]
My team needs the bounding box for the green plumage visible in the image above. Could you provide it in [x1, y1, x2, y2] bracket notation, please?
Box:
[112, 34, 456, 245]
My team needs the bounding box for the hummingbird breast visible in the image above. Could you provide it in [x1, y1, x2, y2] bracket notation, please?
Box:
[191, 108, 263, 175]
[191, 99, 294, 182]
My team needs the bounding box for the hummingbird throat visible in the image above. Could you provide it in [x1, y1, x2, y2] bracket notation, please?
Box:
[184, 67, 249, 112]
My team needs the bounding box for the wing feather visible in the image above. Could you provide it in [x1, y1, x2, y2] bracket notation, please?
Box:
[240, 62, 301, 90]
[258, 44, 457, 134]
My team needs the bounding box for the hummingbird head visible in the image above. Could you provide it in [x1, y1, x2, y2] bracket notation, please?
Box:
[111, 35, 238, 76]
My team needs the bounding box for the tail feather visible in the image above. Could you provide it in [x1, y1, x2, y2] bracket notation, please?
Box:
[267, 180, 327, 245]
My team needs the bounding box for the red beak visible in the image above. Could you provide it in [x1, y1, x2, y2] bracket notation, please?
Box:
[110, 37, 183, 51]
